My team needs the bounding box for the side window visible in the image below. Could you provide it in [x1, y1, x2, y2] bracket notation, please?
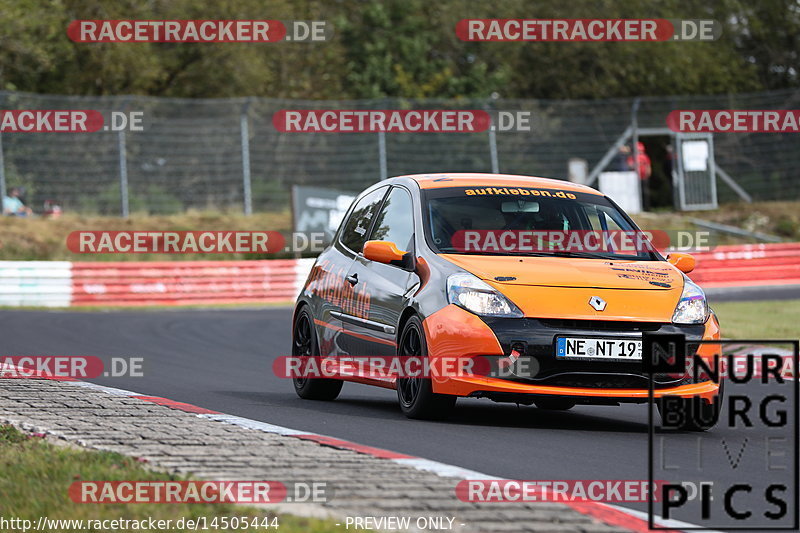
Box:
[585, 205, 624, 232]
[339, 187, 387, 253]
[370, 187, 414, 252]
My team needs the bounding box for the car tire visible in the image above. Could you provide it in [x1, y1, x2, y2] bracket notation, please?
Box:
[292, 307, 343, 401]
[396, 315, 456, 420]
[658, 382, 723, 431]
[534, 398, 576, 411]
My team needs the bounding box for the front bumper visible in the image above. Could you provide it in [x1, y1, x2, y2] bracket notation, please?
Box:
[464, 379, 719, 405]
[422, 304, 721, 403]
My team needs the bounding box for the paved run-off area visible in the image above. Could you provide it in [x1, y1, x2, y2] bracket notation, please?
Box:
[0, 377, 635, 533]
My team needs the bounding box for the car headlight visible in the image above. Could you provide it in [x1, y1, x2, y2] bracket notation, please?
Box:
[447, 272, 523, 318]
[672, 277, 709, 324]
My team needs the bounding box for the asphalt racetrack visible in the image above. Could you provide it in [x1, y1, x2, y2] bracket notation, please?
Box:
[2, 291, 797, 528]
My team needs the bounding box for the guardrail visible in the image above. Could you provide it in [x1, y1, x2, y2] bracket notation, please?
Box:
[71, 260, 315, 306]
[0, 259, 315, 307]
[690, 242, 800, 288]
[0, 244, 797, 307]
[0, 261, 72, 307]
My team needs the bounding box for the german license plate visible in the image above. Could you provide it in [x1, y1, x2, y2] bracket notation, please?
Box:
[556, 337, 642, 361]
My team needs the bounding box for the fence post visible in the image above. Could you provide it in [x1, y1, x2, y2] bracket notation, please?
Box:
[118, 128, 129, 218]
[240, 98, 253, 215]
[0, 132, 6, 202]
[631, 97, 641, 209]
[485, 98, 499, 173]
[378, 130, 387, 180]
[489, 126, 499, 173]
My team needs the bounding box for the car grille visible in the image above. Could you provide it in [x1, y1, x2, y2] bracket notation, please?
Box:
[538, 319, 664, 332]
[537, 373, 681, 389]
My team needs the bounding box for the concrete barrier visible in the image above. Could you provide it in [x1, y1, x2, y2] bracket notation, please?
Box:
[690, 242, 800, 288]
[0, 245, 796, 307]
[0, 261, 72, 307]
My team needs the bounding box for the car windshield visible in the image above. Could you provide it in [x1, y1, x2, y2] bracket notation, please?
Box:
[423, 185, 657, 260]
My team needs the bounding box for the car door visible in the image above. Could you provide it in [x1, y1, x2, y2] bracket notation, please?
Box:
[315, 186, 389, 357]
[341, 186, 417, 362]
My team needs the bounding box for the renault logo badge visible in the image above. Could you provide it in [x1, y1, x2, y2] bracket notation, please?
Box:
[589, 296, 607, 311]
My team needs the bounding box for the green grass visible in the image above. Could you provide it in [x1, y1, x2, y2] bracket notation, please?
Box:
[0, 210, 292, 261]
[0, 201, 798, 262]
[712, 299, 800, 340]
[633, 200, 800, 242]
[0, 425, 342, 532]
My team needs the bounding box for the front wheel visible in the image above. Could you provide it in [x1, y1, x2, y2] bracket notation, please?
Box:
[292, 307, 343, 401]
[396, 315, 456, 420]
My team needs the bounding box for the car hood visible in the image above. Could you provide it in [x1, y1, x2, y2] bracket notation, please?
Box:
[440, 254, 682, 289]
[440, 254, 684, 321]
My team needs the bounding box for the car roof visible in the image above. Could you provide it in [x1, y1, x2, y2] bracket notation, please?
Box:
[397, 173, 602, 195]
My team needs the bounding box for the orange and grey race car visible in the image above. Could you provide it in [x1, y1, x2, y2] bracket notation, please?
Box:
[291, 173, 722, 430]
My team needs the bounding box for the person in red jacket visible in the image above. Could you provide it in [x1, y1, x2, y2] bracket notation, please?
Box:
[627, 141, 652, 210]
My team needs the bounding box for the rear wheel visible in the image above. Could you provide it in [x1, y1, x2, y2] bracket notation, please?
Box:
[292, 307, 343, 401]
[396, 316, 456, 420]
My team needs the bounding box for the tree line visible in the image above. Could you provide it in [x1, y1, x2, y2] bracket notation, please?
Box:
[0, 0, 797, 99]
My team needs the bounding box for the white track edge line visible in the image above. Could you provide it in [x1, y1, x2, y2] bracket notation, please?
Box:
[66, 380, 141, 396]
[198, 413, 313, 436]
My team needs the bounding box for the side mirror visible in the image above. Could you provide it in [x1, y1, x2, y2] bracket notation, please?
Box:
[363, 240, 409, 267]
[667, 252, 696, 274]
